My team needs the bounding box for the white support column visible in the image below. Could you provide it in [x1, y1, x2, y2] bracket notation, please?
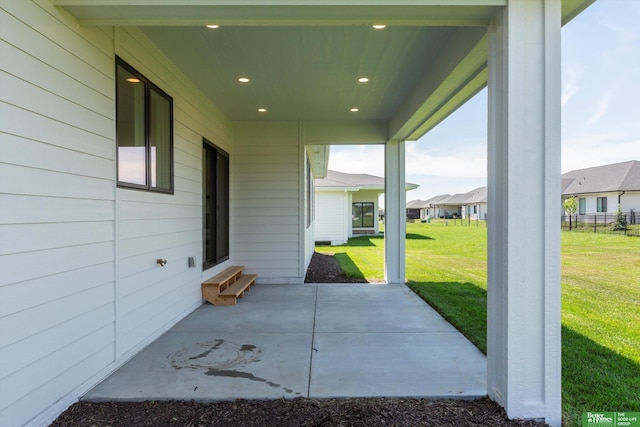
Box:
[487, 1, 561, 426]
[384, 139, 406, 284]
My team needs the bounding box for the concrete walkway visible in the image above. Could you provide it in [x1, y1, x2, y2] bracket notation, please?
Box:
[84, 283, 486, 402]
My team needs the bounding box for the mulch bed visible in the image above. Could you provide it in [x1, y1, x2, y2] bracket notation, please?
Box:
[50, 253, 548, 427]
[304, 252, 368, 283]
[51, 397, 548, 427]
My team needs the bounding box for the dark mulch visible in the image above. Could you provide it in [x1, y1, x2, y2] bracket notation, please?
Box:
[50, 253, 549, 427]
[304, 252, 368, 283]
[51, 397, 548, 427]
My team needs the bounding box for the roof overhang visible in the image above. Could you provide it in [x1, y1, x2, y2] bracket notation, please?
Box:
[306, 145, 330, 179]
[54, 0, 595, 142]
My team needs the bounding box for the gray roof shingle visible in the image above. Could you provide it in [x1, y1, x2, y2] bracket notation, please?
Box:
[315, 170, 418, 191]
[562, 160, 640, 194]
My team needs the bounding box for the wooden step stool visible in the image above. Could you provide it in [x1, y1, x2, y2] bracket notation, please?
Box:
[201, 265, 257, 306]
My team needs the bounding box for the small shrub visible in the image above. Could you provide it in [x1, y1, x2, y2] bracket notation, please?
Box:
[612, 204, 627, 231]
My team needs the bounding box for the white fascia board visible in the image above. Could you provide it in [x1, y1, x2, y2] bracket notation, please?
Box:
[53, 1, 506, 26]
[315, 187, 359, 192]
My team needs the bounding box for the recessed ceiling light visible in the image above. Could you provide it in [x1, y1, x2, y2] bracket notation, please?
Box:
[238, 77, 250, 83]
[126, 77, 140, 83]
[358, 77, 369, 83]
[206, 24, 220, 29]
[350, 108, 359, 112]
[372, 24, 386, 29]
[258, 108, 267, 113]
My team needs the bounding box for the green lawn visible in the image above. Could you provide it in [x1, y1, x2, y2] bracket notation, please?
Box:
[315, 220, 640, 427]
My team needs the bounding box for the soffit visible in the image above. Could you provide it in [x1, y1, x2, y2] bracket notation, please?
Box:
[55, 0, 595, 140]
[139, 25, 464, 122]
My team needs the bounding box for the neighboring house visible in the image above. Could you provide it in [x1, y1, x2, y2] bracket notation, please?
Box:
[423, 194, 453, 219]
[0, 1, 594, 426]
[416, 187, 487, 220]
[436, 192, 471, 218]
[462, 186, 489, 220]
[315, 170, 418, 245]
[406, 199, 428, 219]
[561, 160, 640, 217]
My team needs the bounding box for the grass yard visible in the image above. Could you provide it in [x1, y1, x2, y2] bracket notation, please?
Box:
[315, 221, 640, 427]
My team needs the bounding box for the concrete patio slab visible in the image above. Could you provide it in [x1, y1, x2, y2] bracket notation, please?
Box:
[314, 300, 455, 333]
[309, 332, 486, 398]
[315, 283, 418, 303]
[84, 283, 487, 403]
[84, 332, 312, 401]
[171, 300, 316, 333]
[242, 283, 318, 303]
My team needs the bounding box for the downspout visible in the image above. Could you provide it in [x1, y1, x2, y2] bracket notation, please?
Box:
[618, 191, 625, 205]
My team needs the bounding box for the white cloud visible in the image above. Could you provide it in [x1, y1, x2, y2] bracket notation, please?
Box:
[585, 90, 612, 127]
[562, 132, 640, 173]
[561, 65, 582, 107]
[328, 145, 385, 177]
[405, 141, 486, 178]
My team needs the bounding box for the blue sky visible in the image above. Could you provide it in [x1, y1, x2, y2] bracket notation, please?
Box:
[328, 0, 640, 202]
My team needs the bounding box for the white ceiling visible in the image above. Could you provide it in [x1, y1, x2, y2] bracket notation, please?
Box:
[139, 25, 480, 121]
[55, 0, 594, 140]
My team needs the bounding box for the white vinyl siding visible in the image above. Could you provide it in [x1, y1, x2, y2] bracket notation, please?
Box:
[315, 191, 350, 245]
[624, 193, 640, 212]
[1, 2, 234, 426]
[232, 122, 302, 282]
[1, 3, 116, 426]
[114, 26, 232, 358]
[304, 154, 315, 269]
[576, 192, 619, 215]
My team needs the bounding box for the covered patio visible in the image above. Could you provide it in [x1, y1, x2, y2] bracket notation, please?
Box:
[1, 1, 597, 425]
[84, 284, 486, 401]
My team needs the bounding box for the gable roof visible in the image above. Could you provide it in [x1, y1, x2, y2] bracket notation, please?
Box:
[425, 194, 453, 205]
[562, 160, 640, 195]
[439, 186, 487, 205]
[409, 187, 486, 209]
[442, 192, 473, 205]
[315, 170, 418, 191]
[461, 186, 488, 204]
[406, 200, 428, 209]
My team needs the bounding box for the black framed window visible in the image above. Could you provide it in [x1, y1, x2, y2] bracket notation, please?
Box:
[306, 158, 312, 227]
[116, 57, 173, 193]
[203, 140, 230, 269]
[352, 202, 375, 228]
[597, 196, 608, 213]
[579, 198, 586, 215]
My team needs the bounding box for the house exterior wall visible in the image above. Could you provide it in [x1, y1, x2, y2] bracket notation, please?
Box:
[1, 2, 236, 425]
[113, 26, 234, 357]
[314, 190, 349, 245]
[304, 153, 315, 270]
[624, 192, 640, 212]
[232, 121, 304, 283]
[467, 203, 488, 220]
[1, 5, 117, 426]
[580, 191, 616, 213]
[569, 191, 640, 214]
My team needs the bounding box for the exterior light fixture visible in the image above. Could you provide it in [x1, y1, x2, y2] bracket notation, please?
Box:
[358, 77, 369, 83]
[238, 77, 250, 83]
[206, 24, 220, 29]
[372, 24, 386, 29]
[258, 108, 267, 113]
[350, 108, 359, 112]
